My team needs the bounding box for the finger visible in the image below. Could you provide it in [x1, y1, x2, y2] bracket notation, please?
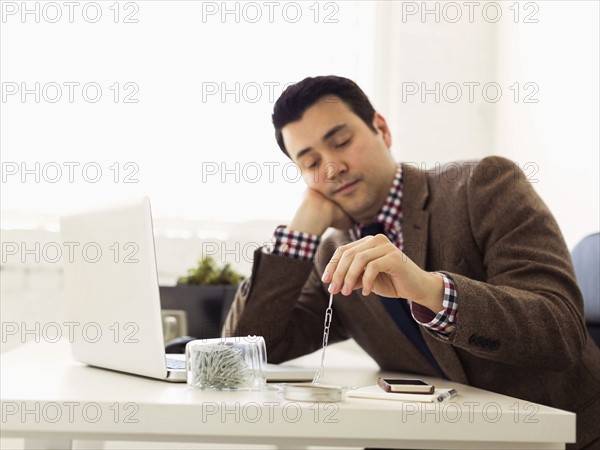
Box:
[321, 247, 341, 283]
[327, 235, 387, 295]
[340, 246, 390, 296]
[321, 237, 370, 283]
[361, 253, 396, 296]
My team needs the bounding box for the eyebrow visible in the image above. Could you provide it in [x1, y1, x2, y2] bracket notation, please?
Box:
[294, 124, 349, 160]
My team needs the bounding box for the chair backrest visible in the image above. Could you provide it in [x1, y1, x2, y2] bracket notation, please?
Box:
[571, 233, 600, 325]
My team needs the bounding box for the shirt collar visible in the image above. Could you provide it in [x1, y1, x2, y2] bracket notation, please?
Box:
[354, 164, 403, 238]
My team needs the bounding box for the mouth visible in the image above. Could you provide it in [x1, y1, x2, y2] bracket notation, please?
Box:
[334, 179, 360, 195]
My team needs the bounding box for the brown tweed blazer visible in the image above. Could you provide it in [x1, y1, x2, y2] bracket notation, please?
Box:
[223, 156, 600, 449]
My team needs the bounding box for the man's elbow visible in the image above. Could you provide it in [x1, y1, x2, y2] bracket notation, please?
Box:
[552, 324, 587, 370]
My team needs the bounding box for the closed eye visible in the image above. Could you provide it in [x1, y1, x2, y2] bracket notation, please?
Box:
[335, 138, 352, 148]
[307, 160, 319, 170]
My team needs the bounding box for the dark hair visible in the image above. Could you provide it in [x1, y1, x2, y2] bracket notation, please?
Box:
[272, 76, 377, 157]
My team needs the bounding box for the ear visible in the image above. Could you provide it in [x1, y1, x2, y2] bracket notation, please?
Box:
[372, 112, 392, 149]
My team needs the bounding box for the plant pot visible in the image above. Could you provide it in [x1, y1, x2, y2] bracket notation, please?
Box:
[159, 284, 238, 340]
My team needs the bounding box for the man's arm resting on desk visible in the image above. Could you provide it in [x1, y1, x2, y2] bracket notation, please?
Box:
[222, 247, 349, 363]
[421, 157, 586, 370]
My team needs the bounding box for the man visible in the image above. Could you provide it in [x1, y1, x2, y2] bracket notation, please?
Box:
[223, 76, 600, 449]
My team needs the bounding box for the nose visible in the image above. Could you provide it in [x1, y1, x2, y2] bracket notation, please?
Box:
[322, 157, 348, 182]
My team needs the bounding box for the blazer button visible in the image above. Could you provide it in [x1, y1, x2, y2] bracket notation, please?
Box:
[468, 334, 498, 349]
[468, 334, 478, 346]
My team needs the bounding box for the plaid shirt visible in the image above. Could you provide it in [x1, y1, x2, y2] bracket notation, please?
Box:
[269, 165, 458, 337]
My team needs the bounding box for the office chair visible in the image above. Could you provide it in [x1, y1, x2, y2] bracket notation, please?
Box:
[571, 233, 600, 347]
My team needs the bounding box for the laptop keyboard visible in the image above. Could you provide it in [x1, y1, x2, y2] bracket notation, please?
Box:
[166, 357, 186, 370]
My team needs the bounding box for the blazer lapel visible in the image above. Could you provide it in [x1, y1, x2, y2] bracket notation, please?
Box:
[400, 164, 469, 384]
[401, 163, 430, 269]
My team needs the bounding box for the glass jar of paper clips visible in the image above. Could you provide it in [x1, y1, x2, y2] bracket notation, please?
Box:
[186, 336, 267, 391]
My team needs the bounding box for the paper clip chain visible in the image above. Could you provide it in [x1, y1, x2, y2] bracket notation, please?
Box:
[312, 292, 334, 384]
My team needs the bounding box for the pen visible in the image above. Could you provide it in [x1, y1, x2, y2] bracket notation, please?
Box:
[436, 388, 458, 403]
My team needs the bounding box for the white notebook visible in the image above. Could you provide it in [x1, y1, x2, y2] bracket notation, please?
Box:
[347, 385, 457, 403]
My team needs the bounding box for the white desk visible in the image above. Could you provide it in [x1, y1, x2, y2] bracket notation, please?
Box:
[0, 340, 576, 449]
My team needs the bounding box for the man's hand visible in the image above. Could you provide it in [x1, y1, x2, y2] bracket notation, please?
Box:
[289, 189, 353, 236]
[321, 234, 444, 312]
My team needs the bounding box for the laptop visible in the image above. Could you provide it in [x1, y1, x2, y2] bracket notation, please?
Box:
[60, 197, 315, 383]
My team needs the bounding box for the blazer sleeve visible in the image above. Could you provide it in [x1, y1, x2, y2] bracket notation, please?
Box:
[432, 156, 587, 370]
[221, 248, 349, 363]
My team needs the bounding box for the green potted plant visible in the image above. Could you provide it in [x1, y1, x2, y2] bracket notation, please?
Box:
[159, 256, 245, 340]
[176, 256, 245, 286]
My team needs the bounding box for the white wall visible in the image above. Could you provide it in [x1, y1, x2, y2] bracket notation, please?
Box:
[371, 1, 599, 249]
[495, 1, 600, 248]
[370, 0, 497, 164]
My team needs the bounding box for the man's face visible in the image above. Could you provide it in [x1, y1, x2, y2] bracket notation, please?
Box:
[282, 96, 397, 223]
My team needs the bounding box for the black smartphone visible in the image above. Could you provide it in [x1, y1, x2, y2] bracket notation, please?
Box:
[377, 377, 435, 394]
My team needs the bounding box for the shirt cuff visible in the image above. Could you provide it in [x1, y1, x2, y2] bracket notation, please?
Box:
[264, 225, 321, 261]
[410, 273, 458, 338]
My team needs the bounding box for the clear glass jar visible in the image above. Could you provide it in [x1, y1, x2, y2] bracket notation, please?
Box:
[185, 336, 266, 390]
